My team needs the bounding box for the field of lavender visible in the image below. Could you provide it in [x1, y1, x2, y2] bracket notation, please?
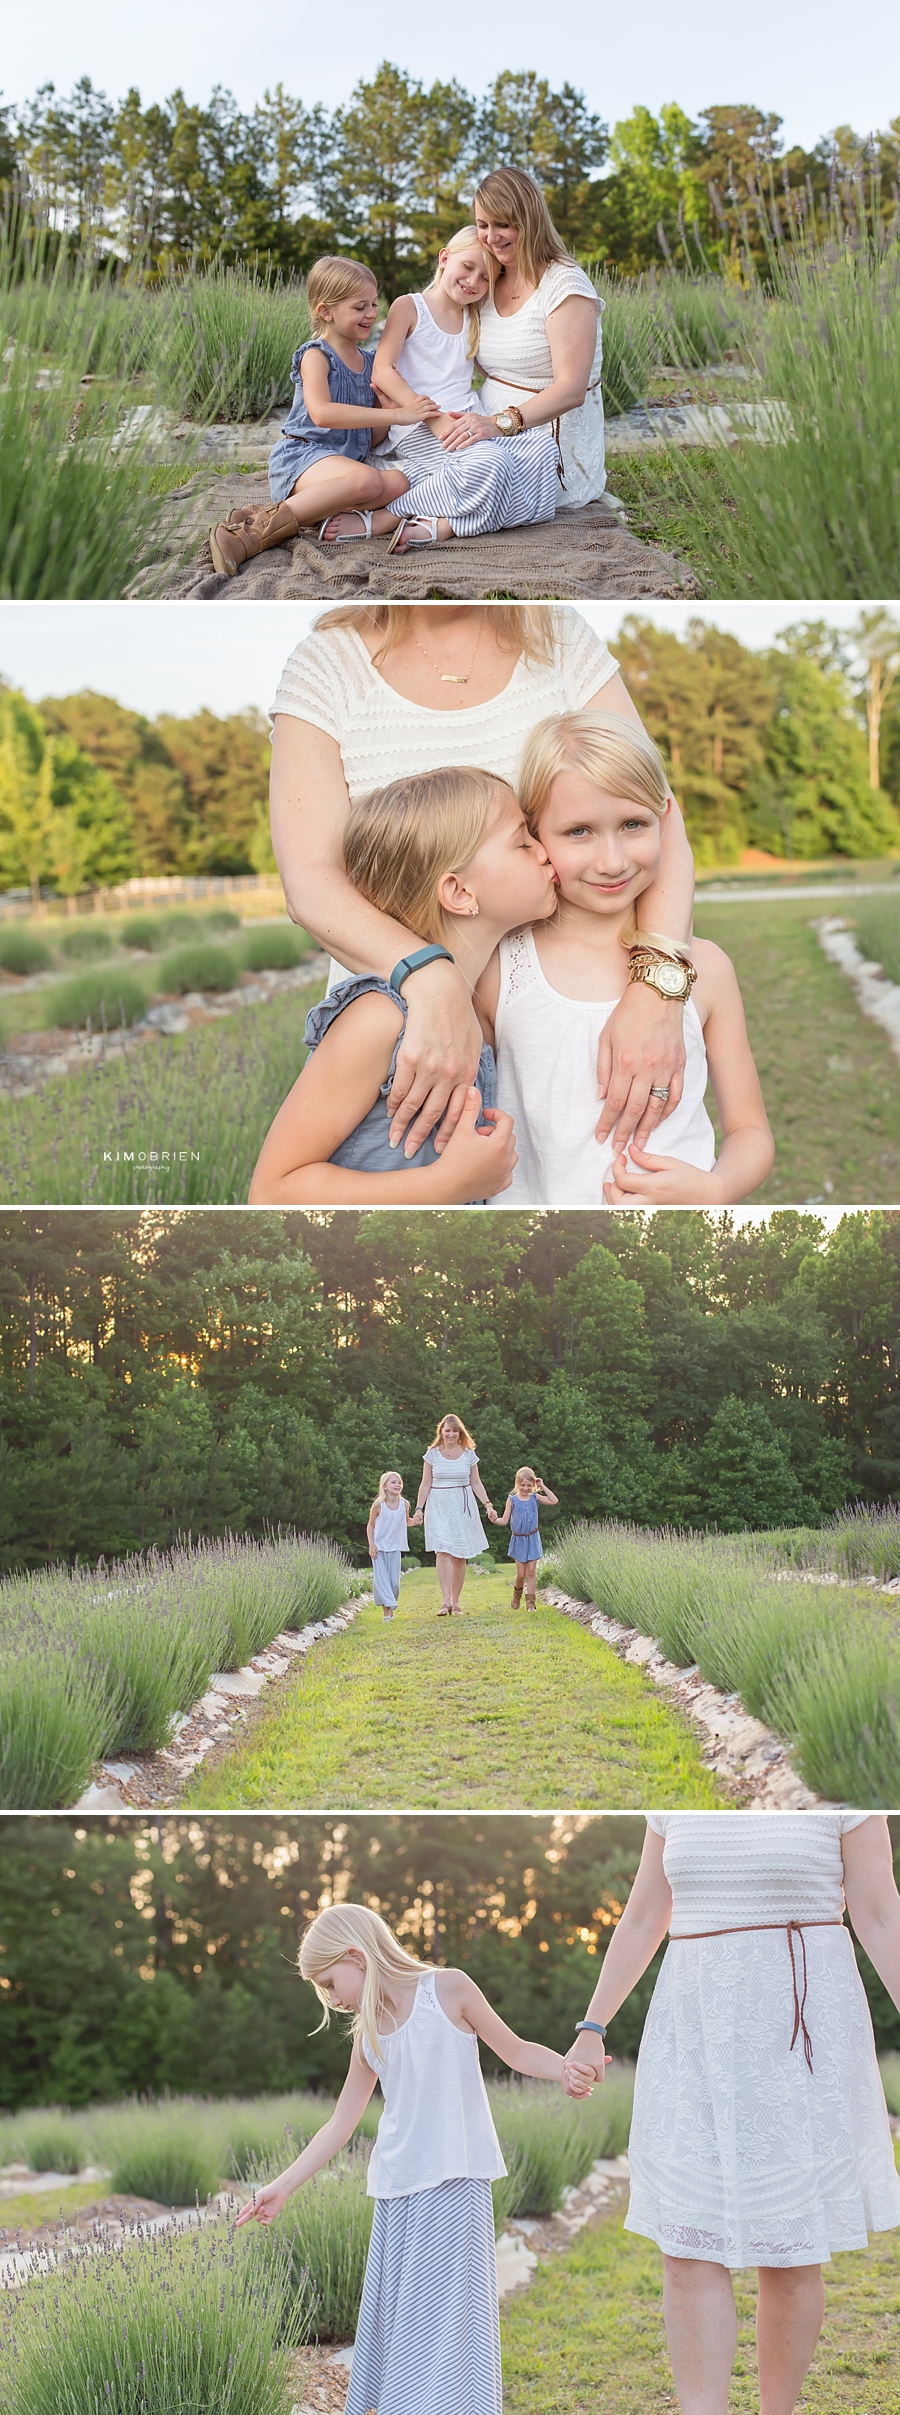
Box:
[0, 2072, 635, 2390]
[552, 1507, 900, 1803]
[0, 1533, 352, 1808]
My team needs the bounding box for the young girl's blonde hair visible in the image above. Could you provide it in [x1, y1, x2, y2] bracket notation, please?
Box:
[518, 710, 670, 834]
[299, 1904, 423, 2065]
[514, 1467, 537, 1490]
[307, 254, 376, 329]
[428, 224, 495, 357]
[473, 167, 570, 290]
[429, 1412, 476, 1450]
[375, 1471, 403, 1503]
[344, 767, 512, 949]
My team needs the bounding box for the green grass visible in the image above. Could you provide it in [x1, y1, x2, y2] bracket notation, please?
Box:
[500, 2194, 900, 2415]
[694, 894, 900, 1201]
[554, 1522, 900, 1806]
[184, 1566, 727, 1809]
[0, 2178, 112, 2231]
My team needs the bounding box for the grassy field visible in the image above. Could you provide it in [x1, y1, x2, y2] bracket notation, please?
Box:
[501, 2194, 900, 2415]
[184, 1566, 726, 1810]
[694, 894, 900, 1201]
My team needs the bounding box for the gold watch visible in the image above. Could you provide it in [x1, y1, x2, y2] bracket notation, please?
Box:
[628, 948, 697, 1001]
[493, 406, 525, 434]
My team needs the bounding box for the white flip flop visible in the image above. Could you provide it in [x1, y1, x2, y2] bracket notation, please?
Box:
[319, 510, 374, 544]
[385, 516, 441, 555]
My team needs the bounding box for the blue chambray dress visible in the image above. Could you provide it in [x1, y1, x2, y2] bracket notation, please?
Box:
[268, 338, 378, 502]
[508, 1493, 542, 1564]
[303, 975, 497, 1201]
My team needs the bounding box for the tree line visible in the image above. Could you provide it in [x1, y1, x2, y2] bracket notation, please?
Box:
[0, 1209, 897, 1571]
[2, 1813, 898, 2108]
[3, 65, 898, 286]
[1, 614, 898, 900]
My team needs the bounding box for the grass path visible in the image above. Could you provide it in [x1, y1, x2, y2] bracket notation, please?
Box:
[183, 1568, 726, 1811]
[501, 2197, 900, 2414]
[694, 896, 900, 1202]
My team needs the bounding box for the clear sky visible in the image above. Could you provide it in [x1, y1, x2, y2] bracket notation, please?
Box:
[5, 0, 896, 152]
[0, 602, 868, 722]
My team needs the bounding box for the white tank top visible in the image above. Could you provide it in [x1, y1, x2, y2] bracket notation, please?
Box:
[387, 292, 485, 446]
[492, 925, 716, 1206]
[373, 1500, 408, 1550]
[362, 1967, 506, 2198]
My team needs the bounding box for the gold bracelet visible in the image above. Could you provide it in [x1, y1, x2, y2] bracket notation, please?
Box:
[630, 929, 694, 965]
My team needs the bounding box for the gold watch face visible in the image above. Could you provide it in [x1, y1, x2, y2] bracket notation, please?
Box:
[654, 961, 689, 997]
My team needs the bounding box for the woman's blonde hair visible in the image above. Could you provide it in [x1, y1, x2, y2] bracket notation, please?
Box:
[307, 254, 377, 328]
[473, 167, 570, 289]
[344, 766, 511, 948]
[299, 1904, 423, 2067]
[429, 1412, 476, 1450]
[314, 604, 558, 671]
[428, 224, 495, 357]
[519, 710, 670, 833]
[376, 1471, 404, 1502]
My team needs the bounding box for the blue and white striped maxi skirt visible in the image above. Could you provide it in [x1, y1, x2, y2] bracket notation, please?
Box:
[383, 422, 558, 538]
[345, 2175, 502, 2415]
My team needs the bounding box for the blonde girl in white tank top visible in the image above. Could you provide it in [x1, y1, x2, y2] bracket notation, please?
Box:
[237, 1904, 594, 2415]
[477, 710, 775, 1208]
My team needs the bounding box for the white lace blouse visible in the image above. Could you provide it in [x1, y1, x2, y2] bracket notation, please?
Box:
[647, 1811, 874, 1934]
[270, 612, 618, 799]
[476, 259, 606, 505]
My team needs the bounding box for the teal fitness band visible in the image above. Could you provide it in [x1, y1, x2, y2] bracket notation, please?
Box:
[575, 2020, 608, 2037]
[389, 944, 455, 996]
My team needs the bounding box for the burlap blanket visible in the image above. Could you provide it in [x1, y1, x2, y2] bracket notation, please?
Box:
[142, 468, 699, 601]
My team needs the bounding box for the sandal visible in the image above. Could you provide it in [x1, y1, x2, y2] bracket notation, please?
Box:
[319, 509, 374, 544]
[385, 515, 441, 555]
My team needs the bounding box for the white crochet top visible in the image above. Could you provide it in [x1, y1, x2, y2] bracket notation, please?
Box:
[270, 612, 618, 800]
[648, 1812, 874, 1935]
[477, 261, 606, 504]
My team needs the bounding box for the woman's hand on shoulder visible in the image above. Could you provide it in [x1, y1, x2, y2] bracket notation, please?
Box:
[595, 977, 687, 1153]
[386, 958, 486, 1154]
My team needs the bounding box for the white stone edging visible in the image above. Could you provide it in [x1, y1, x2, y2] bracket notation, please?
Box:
[815, 916, 900, 1062]
[72, 1596, 369, 1810]
[542, 1586, 824, 1807]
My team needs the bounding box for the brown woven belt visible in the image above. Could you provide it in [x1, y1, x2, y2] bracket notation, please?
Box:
[668, 1920, 845, 2074]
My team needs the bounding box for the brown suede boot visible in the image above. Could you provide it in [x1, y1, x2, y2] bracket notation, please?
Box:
[209, 501, 297, 578]
[511, 1581, 524, 1610]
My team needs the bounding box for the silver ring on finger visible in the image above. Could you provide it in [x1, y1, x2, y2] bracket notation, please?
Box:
[650, 1085, 670, 1101]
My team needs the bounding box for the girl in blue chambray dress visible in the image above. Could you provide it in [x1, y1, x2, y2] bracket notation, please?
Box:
[209, 255, 427, 578]
[491, 1467, 558, 1608]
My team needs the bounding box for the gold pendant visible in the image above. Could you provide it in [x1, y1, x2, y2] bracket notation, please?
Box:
[440, 674, 468, 683]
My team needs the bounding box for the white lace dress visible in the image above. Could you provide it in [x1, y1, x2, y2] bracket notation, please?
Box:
[422, 1448, 489, 1558]
[476, 260, 606, 505]
[626, 1812, 900, 2268]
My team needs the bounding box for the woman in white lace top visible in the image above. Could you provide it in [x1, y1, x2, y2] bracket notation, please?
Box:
[562, 1813, 900, 2415]
[432, 168, 605, 505]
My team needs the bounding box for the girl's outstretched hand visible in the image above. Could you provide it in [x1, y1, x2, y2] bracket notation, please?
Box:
[235, 2179, 292, 2227]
